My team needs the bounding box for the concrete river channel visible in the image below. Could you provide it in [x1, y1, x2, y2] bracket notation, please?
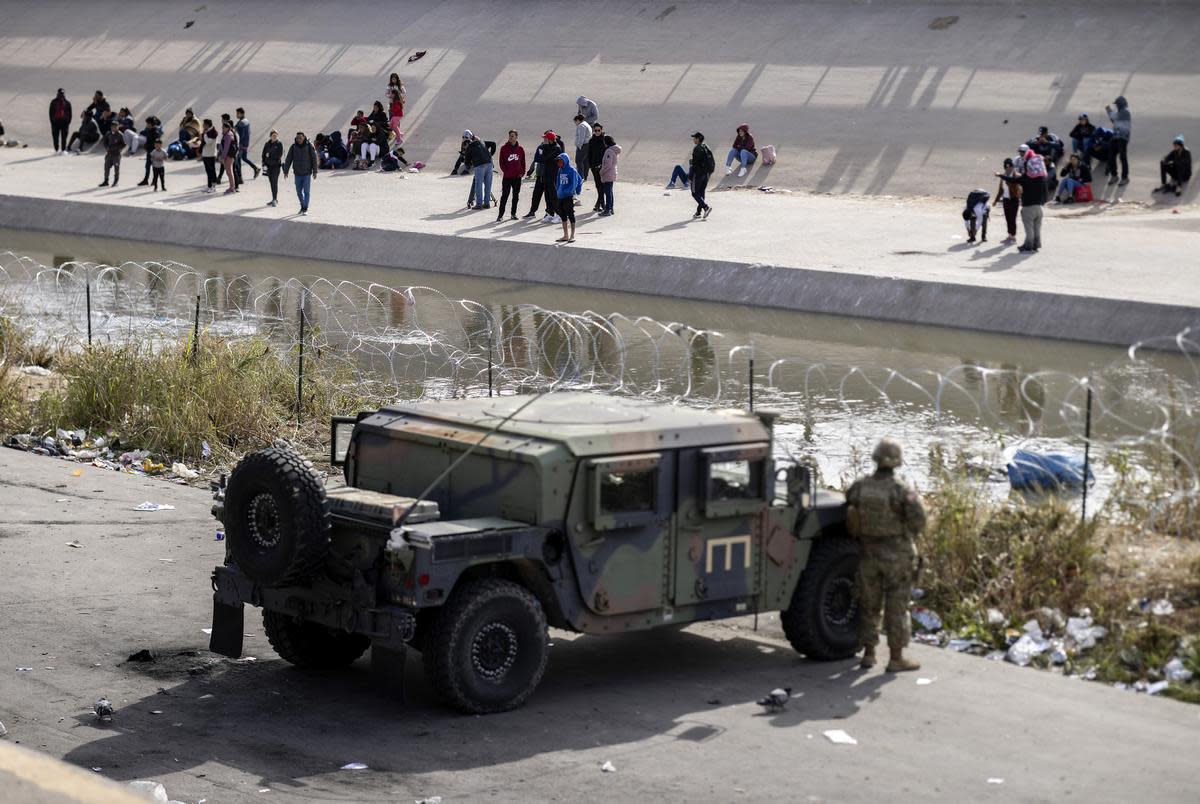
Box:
[2, 227, 1194, 506]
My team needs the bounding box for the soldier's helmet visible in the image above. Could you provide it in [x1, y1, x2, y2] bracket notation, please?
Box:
[871, 438, 903, 469]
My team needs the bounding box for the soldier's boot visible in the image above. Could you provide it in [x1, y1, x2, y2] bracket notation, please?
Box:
[885, 645, 920, 673]
[859, 644, 877, 669]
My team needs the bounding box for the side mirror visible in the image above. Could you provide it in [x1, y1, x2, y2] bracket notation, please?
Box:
[330, 417, 356, 467]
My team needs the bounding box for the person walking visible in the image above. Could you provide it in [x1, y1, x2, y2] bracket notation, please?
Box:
[49, 89, 72, 153]
[219, 120, 238, 194]
[282, 131, 319, 215]
[587, 122, 606, 210]
[991, 157, 1021, 242]
[149, 139, 167, 191]
[688, 131, 715, 219]
[1105, 96, 1131, 186]
[261, 130, 283, 206]
[462, 131, 494, 210]
[497, 130, 526, 221]
[576, 96, 599, 127]
[553, 152, 583, 243]
[200, 120, 219, 193]
[846, 438, 925, 673]
[98, 119, 124, 186]
[1155, 135, 1192, 197]
[599, 135, 621, 216]
[235, 108, 260, 179]
[724, 123, 757, 177]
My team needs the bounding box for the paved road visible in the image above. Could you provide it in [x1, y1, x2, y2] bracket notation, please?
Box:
[1, 447, 1198, 802]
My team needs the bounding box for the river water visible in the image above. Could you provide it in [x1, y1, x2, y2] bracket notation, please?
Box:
[3, 227, 1195, 506]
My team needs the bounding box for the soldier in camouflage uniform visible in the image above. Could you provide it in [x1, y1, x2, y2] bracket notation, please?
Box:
[845, 438, 925, 672]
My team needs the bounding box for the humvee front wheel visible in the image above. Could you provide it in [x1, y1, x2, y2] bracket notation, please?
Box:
[781, 536, 860, 660]
[262, 610, 371, 668]
[423, 579, 548, 714]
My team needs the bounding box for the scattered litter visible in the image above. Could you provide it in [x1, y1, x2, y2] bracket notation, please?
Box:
[71, 469, 83, 477]
[1149, 599, 1175, 616]
[1006, 633, 1048, 667]
[1164, 658, 1194, 683]
[55, 498, 68, 502]
[1146, 680, 1170, 695]
[913, 632, 941, 645]
[1022, 619, 1044, 640]
[1048, 639, 1068, 665]
[706, 698, 721, 705]
[158, 558, 175, 563]
[127, 649, 156, 663]
[415, 798, 442, 804]
[65, 540, 84, 548]
[171, 463, 199, 480]
[201, 441, 211, 458]
[986, 608, 1006, 627]
[150, 710, 164, 715]
[215, 530, 225, 542]
[600, 760, 617, 773]
[916, 677, 935, 686]
[1065, 616, 1107, 650]
[341, 763, 368, 770]
[0, 720, 7, 738]
[756, 687, 791, 712]
[911, 587, 925, 600]
[946, 638, 987, 653]
[134, 502, 176, 511]
[199, 694, 214, 700]
[127, 781, 169, 803]
[258, 789, 270, 794]
[237, 657, 258, 663]
[142, 458, 166, 474]
[95, 698, 114, 720]
[20, 365, 51, 376]
[911, 606, 943, 632]
[823, 729, 857, 745]
[15, 667, 32, 672]
[987, 778, 1005, 785]
[201, 628, 213, 635]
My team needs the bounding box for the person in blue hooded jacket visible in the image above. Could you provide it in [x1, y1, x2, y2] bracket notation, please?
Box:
[553, 152, 583, 243]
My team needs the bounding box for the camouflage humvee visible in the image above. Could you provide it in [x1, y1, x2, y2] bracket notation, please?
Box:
[209, 392, 858, 713]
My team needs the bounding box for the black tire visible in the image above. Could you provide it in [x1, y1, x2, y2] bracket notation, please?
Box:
[262, 610, 370, 668]
[781, 536, 860, 660]
[224, 446, 330, 586]
[423, 579, 548, 714]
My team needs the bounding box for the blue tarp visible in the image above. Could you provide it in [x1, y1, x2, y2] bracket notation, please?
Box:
[1006, 449, 1094, 490]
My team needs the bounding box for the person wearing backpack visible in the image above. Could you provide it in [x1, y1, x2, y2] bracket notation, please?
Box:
[688, 131, 714, 219]
[49, 89, 72, 153]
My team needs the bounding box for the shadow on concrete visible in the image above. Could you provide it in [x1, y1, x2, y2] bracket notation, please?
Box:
[62, 628, 895, 786]
[983, 250, 1036, 273]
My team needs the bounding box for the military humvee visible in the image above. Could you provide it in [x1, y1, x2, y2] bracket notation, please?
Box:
[209, 392, 858, 713]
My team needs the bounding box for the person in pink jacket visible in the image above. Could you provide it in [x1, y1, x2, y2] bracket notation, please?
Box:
[598, 135, 621, 216]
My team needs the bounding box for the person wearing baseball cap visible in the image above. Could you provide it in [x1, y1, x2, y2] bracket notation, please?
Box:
[688, 132, 714, 219]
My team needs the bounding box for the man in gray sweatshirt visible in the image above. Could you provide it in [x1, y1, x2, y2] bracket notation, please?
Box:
[1105, 96, 1131, 185]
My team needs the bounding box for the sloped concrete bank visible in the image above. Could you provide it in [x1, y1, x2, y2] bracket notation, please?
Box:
[2, 194, 1194, 346]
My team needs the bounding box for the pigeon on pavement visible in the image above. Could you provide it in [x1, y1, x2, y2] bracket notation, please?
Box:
[757, 687, 792, 712]
[94, 697, 114, 721]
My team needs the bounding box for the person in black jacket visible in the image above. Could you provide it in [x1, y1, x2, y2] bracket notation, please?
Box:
[587, 123, 607, 211]
[136, 117, 164, 185]
[530, 131, 562, 222]
[261, 130, 284, 207]
[997, 164, 1046, 252]
[66, 110, 99, 153]
[98, 120, 124, 187]
[688, 131, 714, 219]
[523, 138, 549, 218]
[49, 89, 72, 153]
[1155, 136, 1192, 196]
[84, 91, 109, 126]
[282, 131, 318, 215]
[1069, 114, 1095, 163]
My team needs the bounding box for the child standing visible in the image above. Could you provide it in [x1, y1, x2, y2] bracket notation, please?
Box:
[150, 139, 167, 191]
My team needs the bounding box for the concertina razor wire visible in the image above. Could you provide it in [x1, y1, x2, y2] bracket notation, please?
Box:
[0, 251, 1197, 530]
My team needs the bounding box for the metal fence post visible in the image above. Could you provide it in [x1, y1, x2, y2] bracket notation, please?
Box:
[748, 356, 755, 412]
[1081, 381, 1093, 524]
[191, 294, 200, 363]
[296, 289, 306, 422]
[84, 267, 92, 345]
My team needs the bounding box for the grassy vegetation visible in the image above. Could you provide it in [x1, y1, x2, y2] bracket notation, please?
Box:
[918, 452, 1200, 700]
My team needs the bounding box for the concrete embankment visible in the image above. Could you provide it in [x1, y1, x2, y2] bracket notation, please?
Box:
[2, 0, 1199, 200]
[1, 155, 1197, 346]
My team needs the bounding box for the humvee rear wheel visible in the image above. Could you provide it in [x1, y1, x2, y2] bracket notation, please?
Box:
[424, 579, 548, 714]
[781, 536, 860, 660]
[224, 446, 330, 586]
[262, 610, 370, 668]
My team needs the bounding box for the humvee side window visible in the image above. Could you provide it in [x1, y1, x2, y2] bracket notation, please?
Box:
[600, 469, 656, 514]
[701, 444, 770, 518]
[589, 453, 662, 531]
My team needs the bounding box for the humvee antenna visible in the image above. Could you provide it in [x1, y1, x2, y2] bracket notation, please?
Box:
[394, 391, 553, 529]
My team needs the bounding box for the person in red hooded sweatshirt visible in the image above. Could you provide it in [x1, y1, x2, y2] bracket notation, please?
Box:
[497, 129, 526, 221]
[724, 123, 757, 178]
[49, 89, 73, 153]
